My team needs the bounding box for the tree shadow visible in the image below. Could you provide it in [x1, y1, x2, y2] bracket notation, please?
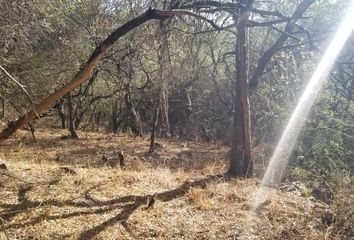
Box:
[0, 173, 228, 239]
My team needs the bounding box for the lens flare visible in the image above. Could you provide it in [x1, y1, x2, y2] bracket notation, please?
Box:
[262, 2, 354, 187]
[242, 3, 354, 239]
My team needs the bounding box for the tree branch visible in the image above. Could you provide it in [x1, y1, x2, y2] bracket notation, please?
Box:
[249, 0, 315, 90]
[0, 65, 35, 105]
[0, 8, 219, 141]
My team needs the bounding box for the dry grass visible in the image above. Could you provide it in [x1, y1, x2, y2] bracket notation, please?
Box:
[0, 128, 334, 239]
[188, 187, 213, 210]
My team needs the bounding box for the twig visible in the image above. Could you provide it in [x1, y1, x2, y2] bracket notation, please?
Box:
[155, 9, 221, 30]
[0, 65, 35, 104]
[0, 171, 28, 183]
[270, 25, 301, 41]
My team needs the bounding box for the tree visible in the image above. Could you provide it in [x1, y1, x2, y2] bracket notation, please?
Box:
[178, 0, 315, 176]
[0, 0, 317, 178]
[229, 0, 253, 177]
[157, 20, 172, 138]
[67, 92, 79, 138]
[0, 8, 218, 141]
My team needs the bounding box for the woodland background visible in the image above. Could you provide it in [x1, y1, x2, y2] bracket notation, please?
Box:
[0, 0, 353, 238]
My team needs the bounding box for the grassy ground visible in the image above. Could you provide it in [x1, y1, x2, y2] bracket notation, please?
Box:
[0, 129, 333, 239]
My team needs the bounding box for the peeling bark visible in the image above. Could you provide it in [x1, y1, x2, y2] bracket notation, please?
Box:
[229, 0, 253, 177]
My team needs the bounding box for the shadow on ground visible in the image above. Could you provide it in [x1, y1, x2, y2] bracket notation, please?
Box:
[0, 173, 228, 239]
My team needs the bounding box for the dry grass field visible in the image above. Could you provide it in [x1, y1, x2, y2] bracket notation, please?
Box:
[0, 128, 333, 239]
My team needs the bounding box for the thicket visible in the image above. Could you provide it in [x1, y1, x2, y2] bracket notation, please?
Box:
[0, 0, 353, 237]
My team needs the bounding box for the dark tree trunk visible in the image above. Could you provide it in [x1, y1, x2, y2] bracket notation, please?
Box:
[27, 123, 36, 140]
[185, 89, 210, 142]
[54, 99, 66, 129]
[67, 92, 78, 139]
[74, 70, 99, 129]
[124, 90, 143, 137]
[157, 20, 171, 138]
[74, 111, 84, 129]
[229, 0, 253, 177]
[149, 106, 159, 153]
[0, 96, 4, 119]
[112, 100, 119, 134]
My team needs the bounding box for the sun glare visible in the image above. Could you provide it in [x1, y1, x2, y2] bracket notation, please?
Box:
[240, 4, 354, 239]
[261, 1, 354, 187]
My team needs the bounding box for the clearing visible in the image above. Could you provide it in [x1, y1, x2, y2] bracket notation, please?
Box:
[0, 129, 331, 239]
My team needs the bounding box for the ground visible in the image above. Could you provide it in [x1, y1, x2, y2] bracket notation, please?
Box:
[0, 128, 333, 239]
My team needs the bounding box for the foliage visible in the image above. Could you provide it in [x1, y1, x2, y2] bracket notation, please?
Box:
[0, 0, 354, 237]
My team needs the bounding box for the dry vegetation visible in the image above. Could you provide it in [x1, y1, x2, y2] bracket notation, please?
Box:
[0, 128, 335, 239]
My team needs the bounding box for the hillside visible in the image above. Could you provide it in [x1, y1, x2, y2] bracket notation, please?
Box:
[0, 129, 333, 239]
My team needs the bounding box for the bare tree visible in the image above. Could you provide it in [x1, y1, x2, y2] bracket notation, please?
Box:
[0, 8, 218, 141]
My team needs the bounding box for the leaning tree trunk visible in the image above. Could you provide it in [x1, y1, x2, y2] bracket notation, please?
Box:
[157, 20, 171, 138]
[0, 8, 215, 142]
[229, 0, 253, 177]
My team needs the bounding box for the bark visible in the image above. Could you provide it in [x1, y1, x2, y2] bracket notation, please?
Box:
[124, 90, 143, 137]
[54, 99, 66, 129]
[27, 123, 36, 140]
[0, 8, 216, 142]
[111, 99, 120, 134]
[0, 96, 4, 118]
[229, 0, 253, 177]
[228, 0, 314, 176]
[149, 106, 159, 153]
[185, 90, 210, 142]
[157, 20, 171, 138]
[67, 92, 78, 139]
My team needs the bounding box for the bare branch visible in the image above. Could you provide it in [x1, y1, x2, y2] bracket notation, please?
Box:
[0, 65, 35, 104]
[246, 18, 293, 27]
[154, 9, 220, 30]
[0, 8, 220, 141]
[249, 0, 315, 89]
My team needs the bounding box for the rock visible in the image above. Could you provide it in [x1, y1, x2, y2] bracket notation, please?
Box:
[0, 163, 7, 170]
[154, 142, 165, 149]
